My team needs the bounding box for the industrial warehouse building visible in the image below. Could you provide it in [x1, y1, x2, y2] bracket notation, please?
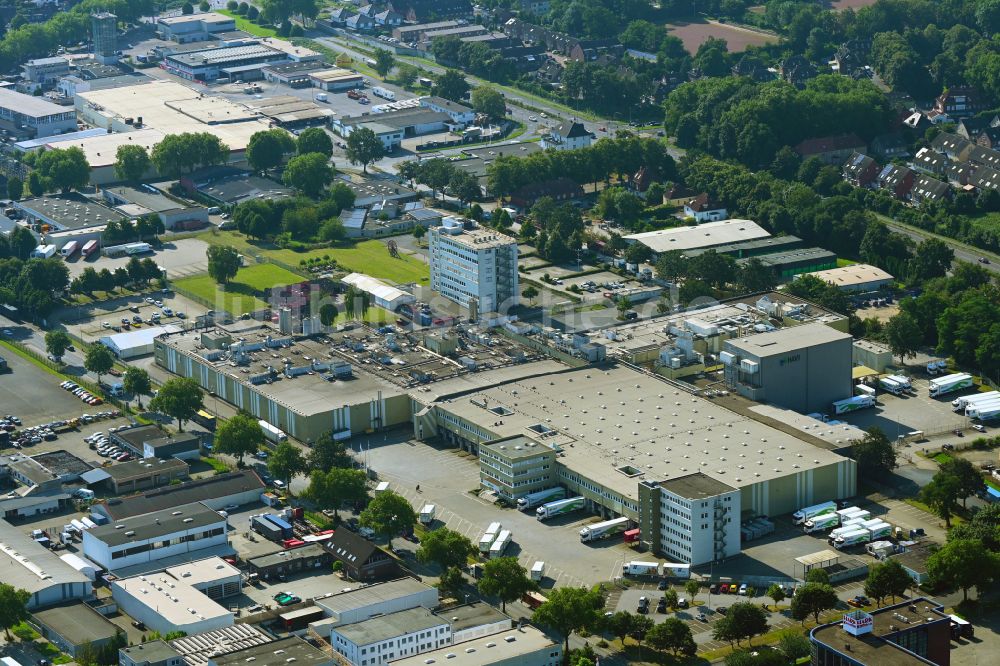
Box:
[624, 219, 771, 255]
[804, 263, 895, 292]
[0, 88, 77, 138]
[722, 322, 854, 414]
[93, 470, 265, 521]
[412, 362, 856, 561]
[99, 325, 182, 359]
[112, 571, 233, 635]
[341, 273, 416, 311]
[30, 603, 121, 658]
[0, 519, 93, 608]
[388, 625, 561, 666]
[165, 557, 243, 599]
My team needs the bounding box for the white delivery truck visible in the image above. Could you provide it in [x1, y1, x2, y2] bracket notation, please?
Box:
[419, 504, 435, 525]
[663, 563, 691, 579]
[315, 92, 328, 102]
[841, 509, 870, 524]
[887, 375, 912, 392]
[792, 501, 837, 525]
[375, 481, 390, 493]
[926, 360, 947, 375]
[536, 496, 585, 521]
[623, 561, 660, 576]
[866, 540, 895, 559]
[803, 512, 840, 533]
[489, 529, 512, 557]
[865, 521, 893, 541]
[834, 528, 870, 549]
[879, 376, 907, 395]
[258, 420, 288, 443]
[967, 399, 1000, 420]
[833, 395, 875, 415]
[478, 522, 501, 554]
[953, 390, 1000, 411]
[929, 373, 974, 397]
[836, 506, 862, 522]
[516, 487, 566, 511]
[31, 244, 57, 259]
[530, 561, 545, 582]
[59, 241, 79, 258]
[579, 516, 629, 542]
[371, 86, 396, 100]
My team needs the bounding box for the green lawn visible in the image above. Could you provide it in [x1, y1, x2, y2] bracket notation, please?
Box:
[199, 231, 430, 285]
[174, 264, 304, 315]
[217, 10, 279, 37]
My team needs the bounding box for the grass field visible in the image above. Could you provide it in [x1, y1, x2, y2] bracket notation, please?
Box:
[666, 19, 778, 54]
[217, 10, 279, 38]
[199, 231, 430, 285]
[969, 212, 1000, 233]
[174, 264, 303, 315]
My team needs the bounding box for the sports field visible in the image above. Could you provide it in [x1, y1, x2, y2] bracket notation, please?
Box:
[174, 264, 303, 315]
[666, 19, 778, 54]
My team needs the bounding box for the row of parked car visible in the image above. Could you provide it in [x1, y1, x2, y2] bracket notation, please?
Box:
[5, 413, 55, 447]
[85, 431, 132, 462]
[60, 380, 103, 405]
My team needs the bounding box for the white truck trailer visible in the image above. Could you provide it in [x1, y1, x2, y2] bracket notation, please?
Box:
[833, 395, 875, 415]
[792, 501, 837, 525]
[419, 504, 436, 525]
[371, 86, 396, 100]
[479, 522, 501, 553]
[31, 244, 56, 259]
[968, 399, 1000, 420]
[623, 561, 660, 576]
[887, 375, 912, 391]
[579, 516, 629, 542]
[517, 487, 566, 511]
[841, 509, 870, 524]
[952, 391, 999, 411]
[834, 528, 870, 549]
[258, 420, 287, 443]
[836, 506, 862, 522]
[929, 373, 974, 397]
[663, 563, 691, 579]
[879, 376, 907, 395]
[530, 561, 545, 582]
[803, 512, 841, 533]
[536, 496, 585, 521]
[59, 240, 79, 257]
[866, 540, 895, 559]
[489, 529, 512, 557]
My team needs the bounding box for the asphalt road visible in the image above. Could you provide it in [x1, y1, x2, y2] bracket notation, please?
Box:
[880, 217, 1000, 274]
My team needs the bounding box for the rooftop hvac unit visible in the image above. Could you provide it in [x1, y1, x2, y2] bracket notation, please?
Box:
[719, 351, 736, 365]
[740, 359, 758, 373]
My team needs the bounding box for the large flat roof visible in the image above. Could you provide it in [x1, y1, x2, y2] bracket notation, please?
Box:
[624, 219, 770, 253]
[212, 638, 327, 666]
[725, 321, 852, 358]
[64, 129, 166, 169]
[168, 44, 282, 67]
[0, 518, 91, 593]
[247, 543, 326, 569]
[100, 470, 264, 519]
[441, 602, 509, 632]
[316, 578, 435, 615]
[389, 626, 557, 666]
[432, 224, 517, 250]
[31, 603, 119, 646]
[168, 625, 271, 666]
[658, 472, 737, 499]
[807, 263, 894, 288]
[0, 88, 69, 118]
[114, 572, 231, 627]
[166, 556, 241, 586]
[432, 363, 849, 498]
[16, 195, 126, 230]
[89, 502, 224, 547]
[333, 607, 445, 646]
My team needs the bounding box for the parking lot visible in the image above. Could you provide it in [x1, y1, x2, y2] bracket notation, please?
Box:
[0, 350, 94, 426]
[359, 434, 635, 588]
[65, 238, 210, 280]
[840, 375, 970, 439]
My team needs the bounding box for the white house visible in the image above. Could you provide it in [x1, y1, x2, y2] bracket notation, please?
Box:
[540, 122, 594, 151]
[682, 193, 728, 222]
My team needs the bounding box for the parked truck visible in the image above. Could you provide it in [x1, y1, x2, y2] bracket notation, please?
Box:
[866, 540, 895, 559]
[258, 420, 288, 443]
[59, 241, 78, 258]
[371, 86, 396, 100]
[663, 563, 691, 579]
[489, 529, 512, 557]
[834, 528, 870, 549]
[792, 501, 837, 525]
[530, 561, 545, 582]
[879, 376, 907, 395]
[517, 487, 566, 511]
[887, 375, 912, 391]
[479, 523, 503, 555]
[31, 244, 56, 259]
[953, 391, 1000, 411]
[833, 395, 875, 415]
[251, 514, 283, 541]
[623, 561, 660, 576]
[841, 509, 871, 524]
[264, 513, 294, 539]
[124, 242, 152, 255]
[836, 506, 862, 522]
[926, 360, 947, 375]
[929, 373, 974, 397]
[419, 504, 435, 525]
[81, 240, 98, 258]
[968, 399, 1000, 420]
[803, 512, 840, 533]
[579, 516, 629, 542]
[536, 496, 585, 521]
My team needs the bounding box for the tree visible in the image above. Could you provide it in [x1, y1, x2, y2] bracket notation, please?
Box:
[790, 582, 838, 624]
[437, 566, 465, 598]
[199, 0, 210, 10]
[850, 427, 897, 476]
[738, 258, 777, 293]
[308, 434, 353, 469]
[122, 366, 152, 409]
[373, 48, 395, 78]
[477, 556, 535, 611]
[35, 147, 90, 193]
[921, 471, 962, 527]
[616, 295, 632, 319]
[522, 285, 539, 305]
[213, 412, 262, 465]
[151, 132, 227, 177]
[927, 538, 1000, 601]
[685, 579, 700, 600]
[884, 311, 922, 364]
[433, 69, 470, 103]
[712, 601, 768, 647]
[114, 144, 150, 184]
[284, 152, 333, 197]
[604, 611, 635, 646]
[449, 170, 481, 205]
[267, 441, 306, 487]
[7, 176, 22, 201]
[359, 490, 416, 549]
[396, 64, 419, 87]
[206, 245, 241, 285]
[246, 129, 294, 174]
[181, 2, 194, 15]
[344, 284, 370, 319]
[296, 127, 333, 158]
[662, 587, 678, 611]
[766, 583, 786, 610]
[149, 377, 204, 432]
[532, 586, 603, 653]
[910, 238, 954, 281]
[805, 568, 830, 585]
[647, 617, 696, 657]
[0, 584, 30, 641]
[412, 225, 426, 241]
[345, 128, 385, 174]
[303, 467, 367, 516]
[44, 330, 71, 360]
[417, 527, 477, 571]
[628, 614, 655, 656]
[27, 171, 44, 197]
[84, 344, 114, 385]
[319, 303, 338, 327]
[941, 457, 986, 508]
[471, 86, 506, 122]
[865, 559, 912, 607]
[655, 250, 685, 281]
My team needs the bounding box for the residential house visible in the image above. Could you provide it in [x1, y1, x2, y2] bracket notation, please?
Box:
[912, 147, 947, 175]
[935, 87, 983, 119]
[374, 9, 403, 25]
[944, 162, 976, 188]
[877, 164, 915, 200]
[778, 55, 815, 87]
[971, 164, 1000, 192]
[833, 40, 867, 76]
[974, 127, 1000, 149]
[842, 153, 879, 187]
[900, 111, 932, 133]
[508, 177, 583, 209]
[569, 38, 623, 62]
[682, 193, 728, 222]
[346, 13, 375, 30]
[519, 0, 551, 13]
[534, 58, 563, 85]
[930, 132, 973, 161]
[967, 144, 1000, 170]
[326, 8, 356, 25]
[358, 4, 383, 18]
[503, 18, 577, 54]
[869, 133, 908, 160]
[957, 115, 1000, 141]
[391, 0, 473, 22]
[794, 133, 867, 165]
[326, 529, 400, 582]
[540, 121, 594, 151]
[910, 174, 951, 205]
[731, 56, 772, 82]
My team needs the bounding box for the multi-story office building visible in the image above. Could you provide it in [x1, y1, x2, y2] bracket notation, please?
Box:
[91, 13, 118, 64]
[479, 436, 556, 501]
[429, 218, 518, 313]
[0, 89, 77, 138]
[21, 57, 70, 84]
[638, 473, 741, 566]
[331, 607, 451, 666]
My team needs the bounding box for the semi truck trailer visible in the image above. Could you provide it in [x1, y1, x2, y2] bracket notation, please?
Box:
[489, 529, 512, 557]
[952, 391, 999, 411]
[623, 561, 660, 576]
[81, 240, 98, 258]
[967, 399, 1000, 420]
[258, 420, 288, 443]
[478, 522, 501, 553]
[419, 504, 435, 525]
[834, 528, 870, 549]
[59, 241, 78, 257]
[536, 496, 585, 521]
[530, 561, 545, 582]
[516, 487, 566, 511]
[833, 395, 875, 415]
[579, 516, 629, 542]
[792, 501, 837, 525]
[803, 512, 840, 533]
[929, 373, 974, 397]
